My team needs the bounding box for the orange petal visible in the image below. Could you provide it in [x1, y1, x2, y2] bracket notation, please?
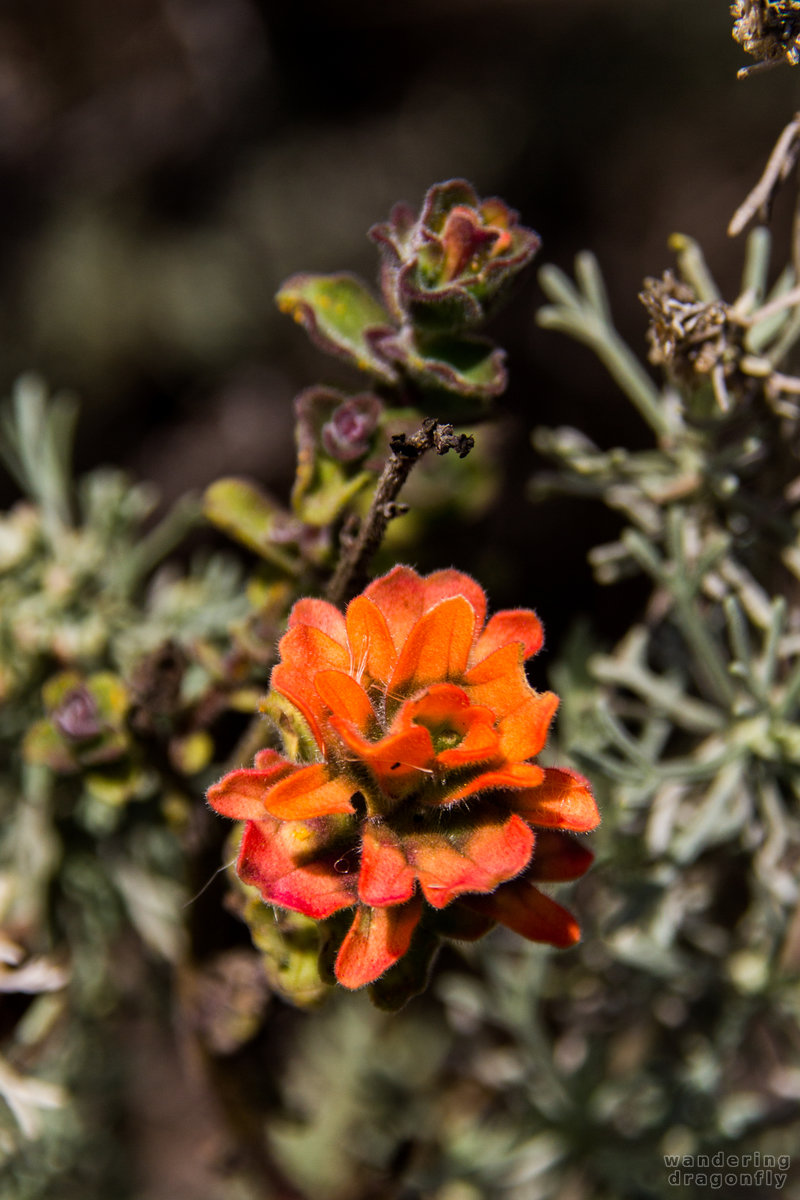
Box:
[359, 824, 416, 906]
[262, 763, 358, 819]
[288, 597, 348, 649]
[345, 595, 397, 686]
[277, 621, 350, 674]
[436, 720, 499, 768]
[363, 565, 425, 647]
[423, 569, 486, 630]
[529, 830, 595, 882]
[315, 670, 376, 733]
[473, 609, 543, 665]
[497, 690, 559, 760]
[393, 683, 500, 767]
[445, 762, 544, 804]
[253, 748, 290, 770]
[335, 898, 423, 989]
[514, 767, 600, 833]
[399, 681, 473, 727]
[388, 597, 476, 698]
[207, 758, 296, 819]
[269, 664, 325, 747]
[405, 811, 534, 908]
[238, 816, 357, 918]
[330, 717, 434, 802]
[464, 646, 558, 758]
[272, 625, 349, 744]
[466, 878, 581, 947]
[462, 643, 525, 711]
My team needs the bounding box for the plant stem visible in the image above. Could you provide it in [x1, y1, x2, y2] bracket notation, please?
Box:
[326, 417, 474, 607]
[728, 113, 800, 237]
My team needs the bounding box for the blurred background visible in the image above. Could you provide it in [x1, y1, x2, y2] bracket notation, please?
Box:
[0, 0, 795, 646]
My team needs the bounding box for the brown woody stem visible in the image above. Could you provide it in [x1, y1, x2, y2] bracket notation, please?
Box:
[326, 417, 474, 608]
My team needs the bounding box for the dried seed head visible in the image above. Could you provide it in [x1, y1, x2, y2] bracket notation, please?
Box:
[639, 272, 740, 391]
[732, 0, 800, 75]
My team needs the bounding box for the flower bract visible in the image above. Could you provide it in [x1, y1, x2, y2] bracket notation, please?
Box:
[208, 566, 599, 996]
[371, 180, 541, 333]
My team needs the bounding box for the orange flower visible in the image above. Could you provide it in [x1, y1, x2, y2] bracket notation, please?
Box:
[208, 567, 599, 993]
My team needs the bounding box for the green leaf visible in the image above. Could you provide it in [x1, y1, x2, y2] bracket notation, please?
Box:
[277, 273, 397, 382]
[87, 672, 129, 724]
[22, 719, 76, 772]
[85, 767, 141, 807]
[169, 730, 214, 776]
[203, 478, 301, 573]
[244, 897, 330, 1008]
[261, 691, 320, 764]
[41, 671, 83, 712]
[293, 457, 372, 526]
[79, 729, 130, 767]
[375, 328, 507, 404]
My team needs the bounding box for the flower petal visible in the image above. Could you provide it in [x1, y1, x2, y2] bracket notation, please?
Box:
[359, 824, 417, 906]
[529, 831, 595, 881]
[400, 681, 473, 726]
[466, 878, 580, 947]
[463, 645, 558, 758]
[363, 565, 425, 648]
[253, 748, 289, 770]
[497, 690, 559, 760]
[395, 682, 500, 767]
[473, 609, 543, 665]
[423, 569, 486, 630]
[262, 763, 358, 819]
[276, 623, 350, 675]
[207, 758, 296, 819]
[389, 597, 476, 698]
[271, 625, 349, 745]
[462, 643, 522, 708]
[238, 816, 357, 918]
[315, 669, 375, 733]
[436, 720, 499, 768]
[288, 597, 348, 649]
[405, 810, 534, 908]
[515, 767, 600, 833]
[445, 761, 544, 804]
[335, 898, 423, 989]
[329, 717, 434, 802]
[345, 595, 397, 685]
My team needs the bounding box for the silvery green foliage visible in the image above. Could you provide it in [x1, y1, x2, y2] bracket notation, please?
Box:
[0, 377, 269, 1194]
[513, 225, 800, 1191]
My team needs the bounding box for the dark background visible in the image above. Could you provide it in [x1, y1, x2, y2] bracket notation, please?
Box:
[1, 0, 796, 646]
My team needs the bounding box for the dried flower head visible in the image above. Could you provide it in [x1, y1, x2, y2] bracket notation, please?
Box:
[731, 0, 800, 76]
[639, 272, 744, 408]
[208, 567, 598, 994]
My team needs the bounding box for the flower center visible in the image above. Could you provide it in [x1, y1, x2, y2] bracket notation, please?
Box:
[411, 713, 466, 754]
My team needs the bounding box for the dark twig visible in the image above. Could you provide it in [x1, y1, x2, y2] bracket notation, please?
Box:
[326, 417, 474, 607]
